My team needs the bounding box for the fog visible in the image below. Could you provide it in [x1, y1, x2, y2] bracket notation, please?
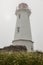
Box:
[0, 0, 43, 51]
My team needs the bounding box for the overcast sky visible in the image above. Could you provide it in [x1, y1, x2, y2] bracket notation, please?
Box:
[0, 0, 43, 51]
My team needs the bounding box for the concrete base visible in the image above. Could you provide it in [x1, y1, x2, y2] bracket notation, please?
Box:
[12, 39, 33, 52]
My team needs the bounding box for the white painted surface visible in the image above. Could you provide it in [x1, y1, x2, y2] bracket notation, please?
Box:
[13, 40, 33, 52]
[12, 3, 33, 51]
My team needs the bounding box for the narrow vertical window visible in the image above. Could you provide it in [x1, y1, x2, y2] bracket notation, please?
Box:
[17, 27, 20, 32]
[28, 15, 29, 19]
[19, 14, 20, 19]
[31, 46, 33, 51]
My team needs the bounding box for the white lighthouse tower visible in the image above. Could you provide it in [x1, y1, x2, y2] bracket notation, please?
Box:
[12, 3, 33, 52]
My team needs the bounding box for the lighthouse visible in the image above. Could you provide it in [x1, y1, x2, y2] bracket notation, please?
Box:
[12, 3, 33, 52]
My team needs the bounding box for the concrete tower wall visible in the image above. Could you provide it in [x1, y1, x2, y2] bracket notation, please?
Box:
[14, 10, 32, 40]
[12, 3, 33, 52]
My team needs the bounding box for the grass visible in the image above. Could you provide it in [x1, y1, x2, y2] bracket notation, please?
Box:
[0, 51, 43, 65]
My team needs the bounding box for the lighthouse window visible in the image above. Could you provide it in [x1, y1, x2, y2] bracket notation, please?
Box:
[31, 46, 33, 51]
[19, 14, 20, 19]
[28, 15, 29, 18]
[17, 27, 20, 32]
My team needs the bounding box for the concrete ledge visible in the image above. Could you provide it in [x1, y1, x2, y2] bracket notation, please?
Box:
[12, 39, 33, 43]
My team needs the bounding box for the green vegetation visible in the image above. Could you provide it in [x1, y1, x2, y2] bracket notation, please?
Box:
[0, 52, 43, 65]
